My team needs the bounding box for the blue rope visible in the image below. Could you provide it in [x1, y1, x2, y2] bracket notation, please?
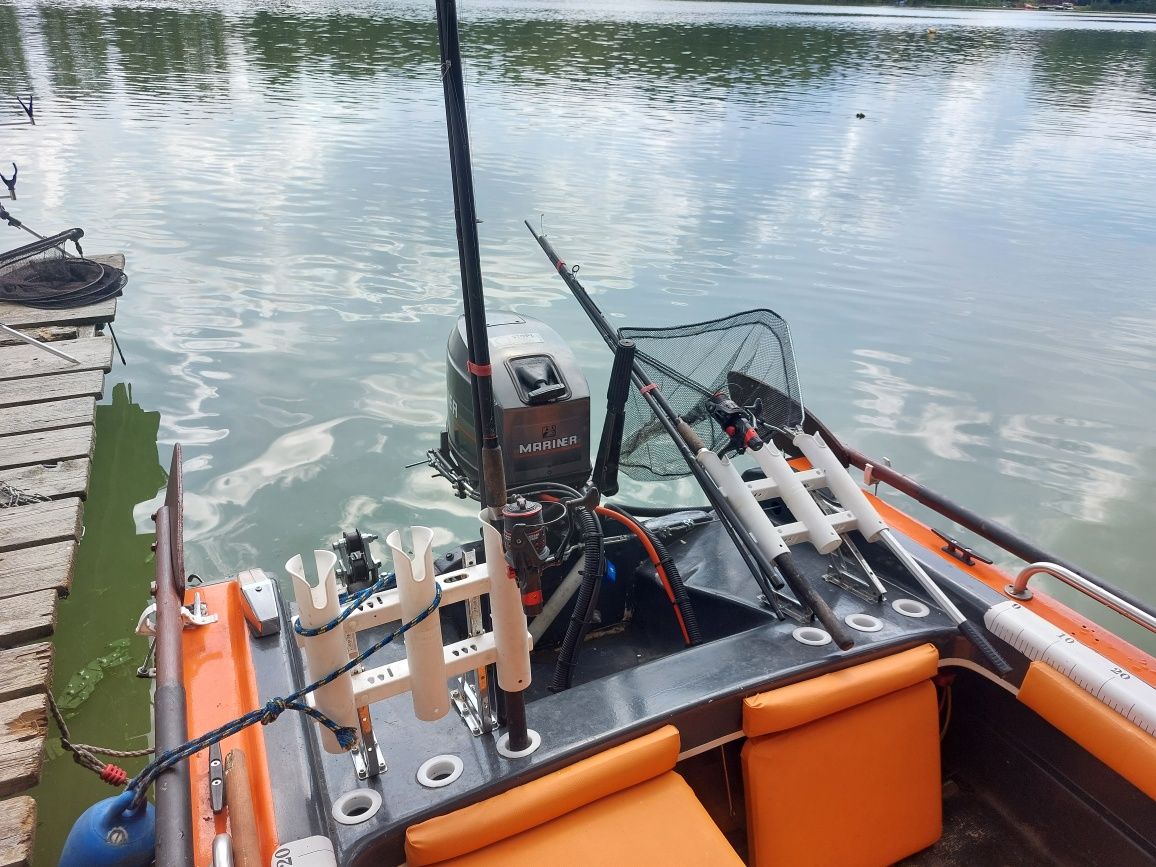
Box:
[296, 573, 394, 637]
[127, 581, 442, 808]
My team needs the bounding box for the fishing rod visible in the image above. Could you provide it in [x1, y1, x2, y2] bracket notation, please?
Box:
[525, 221, 854, 650]
[435, 0, 532, 750]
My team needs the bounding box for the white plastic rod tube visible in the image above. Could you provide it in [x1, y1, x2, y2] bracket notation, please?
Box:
[697, 449, 790, 561]
[750, 445, 842, 554]
[794, 432, 888, 542]
[481, 510, 532, 693]
[388, 527, 449, 721]
[287, 550, 359, 754]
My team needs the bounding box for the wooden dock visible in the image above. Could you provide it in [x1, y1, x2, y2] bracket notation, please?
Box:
[0, 255, 121, 867]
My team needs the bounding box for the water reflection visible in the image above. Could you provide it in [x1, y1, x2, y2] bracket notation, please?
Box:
[8, 7, 1156, 857]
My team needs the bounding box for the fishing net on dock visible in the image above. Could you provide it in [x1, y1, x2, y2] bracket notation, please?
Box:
[617, 309, 803, 481]
[0, 229, 125, 309]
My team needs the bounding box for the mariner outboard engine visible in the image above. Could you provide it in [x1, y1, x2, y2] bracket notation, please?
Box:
[432, 312, 591, 496]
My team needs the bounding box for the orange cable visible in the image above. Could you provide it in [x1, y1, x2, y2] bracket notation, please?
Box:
[594, 506, 692, 646]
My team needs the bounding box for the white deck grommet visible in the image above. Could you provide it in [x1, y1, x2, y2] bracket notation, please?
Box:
[496, 728, 541, 759]
[845, 613, 884, 633]
[332, 788, 382, 825]
[892, 598, 930, 619]
[792, 626, 832, 646]
[416, 754, 464, 789]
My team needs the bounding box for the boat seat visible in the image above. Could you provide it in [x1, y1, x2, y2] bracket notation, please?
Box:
[741, 643, 942, 867]
[405, 724, 743, 866]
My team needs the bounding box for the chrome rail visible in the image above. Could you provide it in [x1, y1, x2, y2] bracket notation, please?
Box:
[1005, 562, 1156, 634]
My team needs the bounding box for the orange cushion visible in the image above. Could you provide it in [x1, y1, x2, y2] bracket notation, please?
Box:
[406, 726, 681, 865]
[1018, 661, 1156, 800]
[743, 643, 939, 737]
[743, 680, 942, 867]
[422, 772, 744, 866]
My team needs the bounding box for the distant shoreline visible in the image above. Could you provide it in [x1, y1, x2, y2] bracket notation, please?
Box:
[750, 0, 1156, 11]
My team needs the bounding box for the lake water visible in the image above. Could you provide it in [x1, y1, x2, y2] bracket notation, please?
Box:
[3, 0, 1155, 859]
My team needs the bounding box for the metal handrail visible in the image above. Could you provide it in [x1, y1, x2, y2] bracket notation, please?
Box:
[1006, 562, 1156, 634]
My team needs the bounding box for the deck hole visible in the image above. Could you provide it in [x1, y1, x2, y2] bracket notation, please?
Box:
[845, 613, 883, 633]
[792, 626, 831, 647]
[891, 598, 930, 619]
[417, 754, 463, 789]
[332, 788, 382, 825]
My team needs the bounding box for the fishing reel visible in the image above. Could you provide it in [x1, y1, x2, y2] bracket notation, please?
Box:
[708, 391, 764, 455]
[502, 487, 599, 616]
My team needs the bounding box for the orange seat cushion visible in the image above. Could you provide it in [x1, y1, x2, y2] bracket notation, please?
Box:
[409, 725, 738, 866]
[743, 642, 940, 737]
[742, 645, 942, 867]
[418, 771, 744, 866]
[1019, 661, 1156, 800]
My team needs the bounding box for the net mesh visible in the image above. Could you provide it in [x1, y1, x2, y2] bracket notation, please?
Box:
[618, 309, 803, 481]
[0, 229, 125, 309]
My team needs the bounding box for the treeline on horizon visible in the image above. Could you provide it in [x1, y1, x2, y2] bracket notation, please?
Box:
[756, 0, 1156, 8]
[2, 1, 1155, 103]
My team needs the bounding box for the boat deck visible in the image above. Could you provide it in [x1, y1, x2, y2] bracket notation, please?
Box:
[0, 258, 121, 867]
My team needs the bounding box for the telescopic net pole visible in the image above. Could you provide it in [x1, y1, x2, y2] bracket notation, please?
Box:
[435, 0, 530, 752]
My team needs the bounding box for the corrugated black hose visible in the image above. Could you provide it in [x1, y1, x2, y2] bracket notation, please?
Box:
[549, 505, 604, 693]
[603, 504, 702, 646]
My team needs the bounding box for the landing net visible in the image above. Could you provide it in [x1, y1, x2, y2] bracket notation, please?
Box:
[618, 309, 803, 481]
[0, 229, 126, 309]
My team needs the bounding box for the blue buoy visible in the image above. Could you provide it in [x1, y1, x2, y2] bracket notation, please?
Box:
[60, 791, 156, 867]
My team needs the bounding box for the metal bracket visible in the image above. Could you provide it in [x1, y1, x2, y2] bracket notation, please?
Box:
[823, 535, 886, 604]
[238, 570, 281, 637]
[134, 590, 217, 637]
[452, 547, 497, 736]
[209, 743, 225, 813]
[351, 724, 385, 781]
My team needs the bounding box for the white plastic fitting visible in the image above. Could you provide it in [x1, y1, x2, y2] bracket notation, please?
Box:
[793, 432, 888, 542]
[388, 527, 449, 721]
[287, 550, 359, 754]
[751, 445, 842, 554]
[480, 510, 532, 693]
[697, 449, 789, 560]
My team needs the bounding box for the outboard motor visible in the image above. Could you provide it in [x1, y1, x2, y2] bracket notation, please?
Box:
[432, 312, 591, 496]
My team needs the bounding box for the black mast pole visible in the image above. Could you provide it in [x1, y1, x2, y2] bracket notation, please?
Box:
[434, 0, 531, 750]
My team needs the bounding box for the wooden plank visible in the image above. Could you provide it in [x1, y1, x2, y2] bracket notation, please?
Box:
[0, 297, 117, 329]
[0, 600, 55, 650]
[0, 694, 46, 797]
[0, 370, 104, 408]
[0, 398, 95, 436]
[0, 459, 90, 502]
[0, 543, 74, 599]
[0, 326, 78, 347]
[0, 795, 34, 867]
[0, 336, 112, 382]
[0, 499, 82, 553]
[0, 645, 51, 701]
[0, 427, 93, 471]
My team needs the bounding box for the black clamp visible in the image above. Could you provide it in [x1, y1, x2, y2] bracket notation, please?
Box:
[708, 392, 764, 454]
[931, 529, 993, 567]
